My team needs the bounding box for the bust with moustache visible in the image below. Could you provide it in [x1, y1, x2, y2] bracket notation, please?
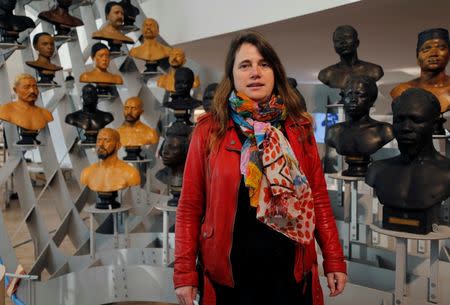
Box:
[318, 25, 384, 91]
[366, 88, 450, 233]
[325, 76, 393, 176]
[391, 28, 450, 133]
[0, 74, 53, 131]
[92, 1, 134, 52]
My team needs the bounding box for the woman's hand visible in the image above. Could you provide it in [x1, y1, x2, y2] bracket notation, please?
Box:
[175, 285, 198, 305]
[326, 272, 347, 297]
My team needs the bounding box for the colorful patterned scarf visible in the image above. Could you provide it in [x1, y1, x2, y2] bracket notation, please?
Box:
[229, 91, 315, 244]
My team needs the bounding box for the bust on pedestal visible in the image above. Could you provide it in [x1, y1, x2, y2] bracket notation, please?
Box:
[325, 75, 394, 176]
[157, 48, 200, 92]
[91, 1, 134, 53]
[80, 42, 123, 95]
[156, 121, 192, 206]
[26, 33, 62, 85]
[366, 88, 450, 234]
[318, 25, 383, 102]
[0, 0, 35, 44]
[0, 74, 53, 144]
[80, 128, 140, 209]
[117, 96, 159, 160]
[129, 18, 171, 74]
[391, 28, 450, 134]
[65, 84, 114, 144]
[38, 0, 83, 36]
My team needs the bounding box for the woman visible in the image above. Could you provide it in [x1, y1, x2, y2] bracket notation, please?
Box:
[174, 31, 347, 305]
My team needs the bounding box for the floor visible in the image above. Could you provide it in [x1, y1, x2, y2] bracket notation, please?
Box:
[1, 179, 175, 305]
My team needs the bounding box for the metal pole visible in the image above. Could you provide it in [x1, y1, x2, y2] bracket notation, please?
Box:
[394, 237, 407, 305]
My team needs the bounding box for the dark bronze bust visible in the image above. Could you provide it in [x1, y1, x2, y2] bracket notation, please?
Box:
[366, 88, 450, 234]
[164, 67, 201, 124]
[65, 84, 114, 143]
[287, 77, 307, 111]
[325, 76, 394, 176]
[318, 25, 384, 90]
[118, 0, 139, 27]
[38, 0, 83, 36]
[156, 121, 192, 206]
[0, 0, 35, 43]
[202, 83, 218, 112]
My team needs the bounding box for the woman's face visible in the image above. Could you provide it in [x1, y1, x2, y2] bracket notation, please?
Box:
[232, 42, 274, 102]
[94, 48, 110, 70]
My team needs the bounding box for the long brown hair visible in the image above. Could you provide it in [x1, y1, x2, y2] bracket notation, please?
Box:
[209, 31, 312, 151]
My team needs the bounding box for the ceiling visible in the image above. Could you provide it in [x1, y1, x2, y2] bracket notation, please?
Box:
[175, 0, 450, 86]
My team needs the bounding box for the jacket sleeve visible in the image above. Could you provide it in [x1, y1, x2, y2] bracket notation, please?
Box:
[173, 120, 208, 289]
[307, 133, 347, 275]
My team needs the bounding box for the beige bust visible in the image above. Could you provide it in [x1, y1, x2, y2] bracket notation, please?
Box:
[117, 97, 159, 146]
[157, 48, 200, 92]
[0, 74, 53, 131]
[391, 28, 450, 113]
[129, 18, 171, 62]
[80, 128, 140, 192]
[92, 2, 134, 44]
[80, 42, 123, 85]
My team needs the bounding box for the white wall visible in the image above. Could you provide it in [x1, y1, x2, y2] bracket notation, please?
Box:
[141, 0, 360, 45]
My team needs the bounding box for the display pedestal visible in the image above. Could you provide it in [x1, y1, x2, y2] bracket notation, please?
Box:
[382, 205, 440, 234]
[329, 172, 365, 258]
[84, 204, 131, 262]
[370, 223, 450, 305]
[153, 203, 177, 266]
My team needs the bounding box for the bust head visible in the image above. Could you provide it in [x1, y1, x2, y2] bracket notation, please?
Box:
[142, 18, 159, 40]
[13, 74, 38, 105]
[333, 25, 359, 57]
[343, 75, 377, 120]
[56, 0, 72, 9]
[168, 48, 186, 68]
[202, 83, 218, 112]
[392, 88, 440, 158]
[81, 84, 98, 107]
[105, 2, 124, 28]
[416, 28, 449, 73]
[96, 128, 120, 159]
[174, 67, 194, 97]
[32, 32, 55, 59]
[161, 122, 191, 168]
[123, 96, 143, 123]
[91, 42, 110, 70]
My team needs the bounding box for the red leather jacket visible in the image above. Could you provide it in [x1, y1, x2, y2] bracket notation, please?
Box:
[174, 113, 346, 305]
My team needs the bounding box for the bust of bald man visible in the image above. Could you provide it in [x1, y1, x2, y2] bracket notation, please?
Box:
[157, 48, 200, 92]
[129, 18, 171, 62]
[80, 128, 140, 194]
[117, 96, 159, 147]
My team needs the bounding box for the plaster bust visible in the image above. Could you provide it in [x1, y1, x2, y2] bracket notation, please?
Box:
[80, 42, 123, 85]
[157, 48, 200, 92]
[91, 1, 134, 49]
[391, 28, 450, 114]
[318, 25, 384, 90]
[0, 74, 53, 131]
[80, 128, 140, 193]
[326, 76, 394, 176]
[117, 96, 159, 147]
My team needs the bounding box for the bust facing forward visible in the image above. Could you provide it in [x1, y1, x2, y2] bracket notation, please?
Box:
[0, 74, 53, 131]
[80, 128, 140, 192]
